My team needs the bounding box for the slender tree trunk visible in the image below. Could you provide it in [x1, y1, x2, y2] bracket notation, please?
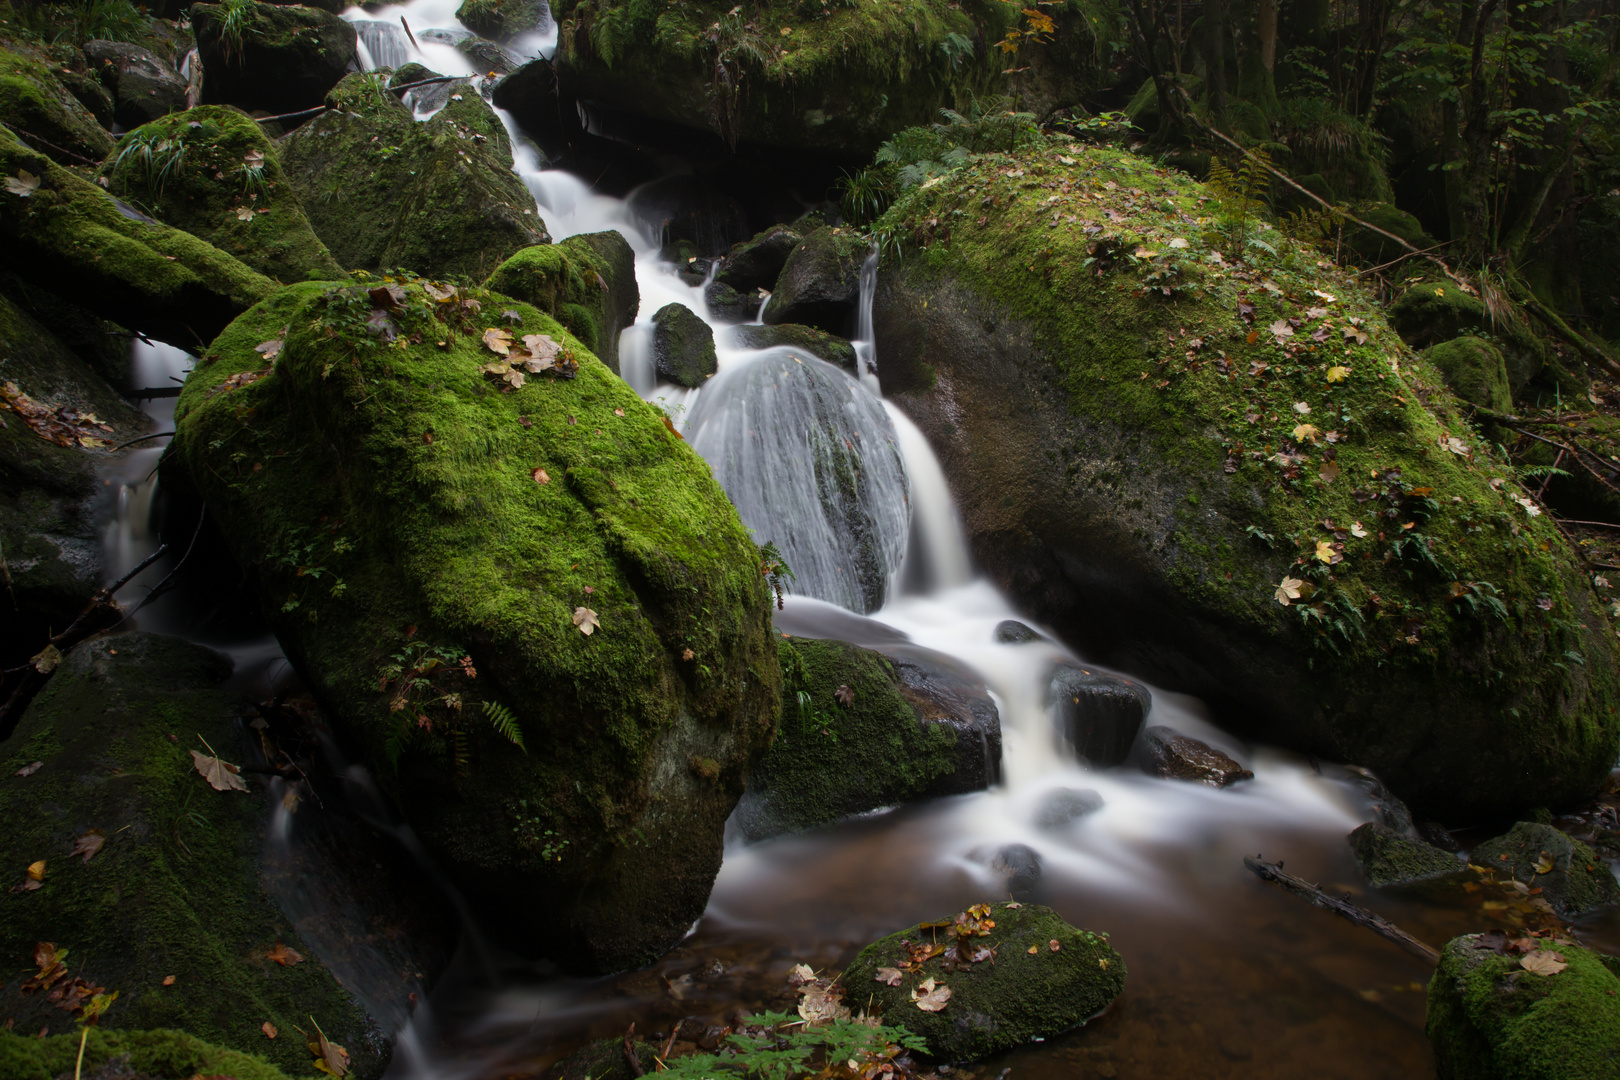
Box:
[1353, 0, 1390, 117]
[1258, 0, 1278, 71]
[1204, 0, 1227, 121]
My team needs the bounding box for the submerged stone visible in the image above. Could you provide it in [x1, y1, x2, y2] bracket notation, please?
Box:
[1140, 726, 1253, 788]
[1348, 821, 1469, 889]
[651, 301, 717, 387]
[1471, 822, 1620, 919]
[1047, 662, 1150, 768]
[1035, 787, 1105, 829]
[843, 902, 1124, 1062]
[991, 842, 1042, 900]
[994, 619, 1044, 643]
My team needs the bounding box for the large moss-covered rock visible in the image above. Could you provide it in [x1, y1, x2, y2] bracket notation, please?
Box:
[1348, 821, 1469, 889]
[485, 232, 639, 372]
[1388, 278, 1547, 394]
[870, 143, 1620, 818]
[730, 323, 857, 370]
[0, 1028, 295, 1080]
[83, 39, 188, 128]
[762, 226, 867, 335]
[280, 73, 549, 280]
[193, 1, 357, 117]
[0, 124, 275, 348]
[1427, 933, 1620, 1080]
[650, 301, 716, 388]
[0, 45, 114, 165]
[1472, 822, 1620, 918]
[167, 277, 780, 974]
[843, 902, 1124, 1062]
[103, 107, 345, 285]
[717, 224, 802, 293]
[733, 637, 997, 841]
[1427, 336, 1512, 413]
[0, 634, 382, 1077]
[457, 0, 548, 42]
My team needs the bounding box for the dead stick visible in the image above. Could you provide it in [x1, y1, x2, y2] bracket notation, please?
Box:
[622, 1022, 645, 1078]
[1244, 856, 1440, 964]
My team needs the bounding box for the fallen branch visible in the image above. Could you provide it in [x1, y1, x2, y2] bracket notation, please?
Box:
[622, 1022, 645, 1078]
[0, 121, 102, 167]
[1243, 855, 1440, 964]
[253, 75, 476, 125]
[1557, 518, 1620, 532]
[112, 431, 175, 451]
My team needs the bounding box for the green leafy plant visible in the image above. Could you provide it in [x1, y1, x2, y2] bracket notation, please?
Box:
[655, 1011, 929, 1080]
[112, 128, 189, 203]
[377, 639, 525, 772]
[216, 0, 258, 67]
[61, 0, 148, 44]
[759, 541, 795, 609]
[1205, 147, 1274, 261]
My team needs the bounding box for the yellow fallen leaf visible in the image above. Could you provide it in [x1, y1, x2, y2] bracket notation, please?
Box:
[1326, 365, 1351, 383]
[1534, 854, 1555, 874]
[26, 860, 45, 881]
[1314, 540, 1336, 563]
[1292, 423, 1321, 443]
[1275, 576, 1305, 606]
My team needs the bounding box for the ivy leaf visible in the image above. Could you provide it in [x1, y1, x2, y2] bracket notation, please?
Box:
[572, 607, 599, 636]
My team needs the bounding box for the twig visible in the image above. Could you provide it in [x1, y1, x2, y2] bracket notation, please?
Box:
[1355, 242, 1451, 279]
[622, 1022, 645, 1078]
[253, 75, 474, 124]
[1557, 518, 1620, 532]
[1244, 855, 1440, 964]
[110, 510, 207, 629]
[112, 431, 175, 451]
[0, 121, 102, 166]
[400, 16, 420, 52]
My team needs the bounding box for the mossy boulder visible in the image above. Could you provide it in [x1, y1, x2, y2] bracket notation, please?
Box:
[843, 902, 1124, 1062]
[1427, 336, 1512, 413]
[1345, 202, 1437, 269]
[0, 1028, 296, 1080]
[870, 142, 1620, 819]
[103, 107, 345, 285]
[1427, 933, 1620, 1080]
[83, 39, 188, 128]
[717, 225, 802, 293]
[650, 302, 716, 387]
[1347, 821, 1469, 889]
[762, 226, 867, 336]
[457, 0, 547, 42]
[547, 0, 1031, 154]
[730, 323, 857, 370]
[1388, 278, 1548, 394]
[733, 638, 997, 842]
[704, 279, 759, 322]
[167, 277, 780, 974]
[1472, 822, 1620, 918]
[0, 124, 275, 348]
[0, 634, 382, 1077]
[485, 232, 639, 373]
[193, 1, 357, 117]
[280, 73, 549, 280]
[0, 45, 114, 165]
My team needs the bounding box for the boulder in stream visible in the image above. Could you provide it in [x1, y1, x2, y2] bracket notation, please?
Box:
[1140, 726, 1253, 788]
[994, 619, 1045, 644]
[704, 279, 759, 322]
[192, 2, 357, 118]
[717, 225, 803, 293]
[168, 278, 780, 974]
[843, 902, 1124, 1061]
[1035, 787, 1105, 829]
[457, 0, 549, 42]
[83, 39, 188, 128]
[279, 72, 549, 280]
[1048, 662, 1150, 768]
[0, 1028, 295, 1080]
[762, 226, 866, 336]
[485, 232, 639, 374]
[1471, 822, 1620, 918]
[871, 142, 1620, 819]
[733, 637, 999, 841]
[1347, 822, 1469, 890]
[1427, 933, 1620, 1080]
[651, 301, 717, 387]
[729, 323, 857, 370]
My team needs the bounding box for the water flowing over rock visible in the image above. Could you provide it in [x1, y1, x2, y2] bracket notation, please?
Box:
[352, 20, 414, 72]
[686, 351, 908, 614]
[192, 2, 357, 118]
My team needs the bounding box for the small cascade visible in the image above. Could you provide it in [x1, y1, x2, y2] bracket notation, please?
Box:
[886, 403, 971, 594]
[353, 20, 414, 71]
[852, 247, 879, 389]
[685, 350, 909, 613]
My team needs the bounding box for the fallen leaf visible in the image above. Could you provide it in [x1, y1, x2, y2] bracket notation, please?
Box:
[1351, 522, 1367, 538]
[834, 684, 855, 707]
[190, 748, 248, 793]
[1305, 306, 1329, 320]
[681, 647, 694, 661]
[874, 967, 904, 987]
[1521, 950, 1567, 976]
[1443, 436, 1470, 457]
[572, 607, 599, 636]
[1312, 290, 1338, 303]
[614, 408, 625, 417]
[262, 1021, 278, 1039]
[31, 644, 61, 674]
[162, 975, 176, 986]
[1168, 238, 1188, 248]
[1027, 945, 1038, 954]
[531, 467, 549, 484]
[308, 1027, 350, 1077]
[27, 860, 45, 881]
[1293, 423, 1321, 443]
[1534, 854, 1555, 875]
[482, 328, 513, 355]
[788, 963, 817, 985]
[368, 284, 406, 311]
[255, 339, 283, 361]
[1269, 319, 1294, 339]
[1326, 365, 1351, 383]
[15, 761, 42, 777]
[1293, 401, 1311, 415]
[5, 170, 40, 197]
[71, 830, 105, 864]
[1049, 939, 1062, 952]
[423, 282, 458, 302]
[1320, 460, 1340, 483]
[1275, 577, 1305, 606]
[243, 149, 265, 167]
[911, 977, 951, 1012]
[234, 206, 255, 221]
[266, 943, 303, 966]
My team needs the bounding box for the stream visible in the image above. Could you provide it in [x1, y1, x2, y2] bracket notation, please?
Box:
[89, 5, 1620, 1078]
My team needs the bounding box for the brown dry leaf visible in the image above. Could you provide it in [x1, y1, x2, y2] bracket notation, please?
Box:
[308, 1028, 351, 1077]
[266, 943, 304, 966]
[531, 467, 549, 484]
[1027, 945, 1038, 954]
[190, 748, 247, 793]
[262, 1021, 278, 1039]
[522, 334, 561, 360]
[71, 830, 105, 864]
[1521, 950, 1567, 976]
[1049, 939, 1061, 952]
[482, 328, 513, 355]
[423, 282, 458, 302]
[31, 644, 61, 674]
[255, 339, 283, 361]
[874, 967, 904, 987]
[681, 647, 694, 661]
[911, 977, 951, 1012]
[663, 416, 684, 440]
[1292, 423, 1321, 443]
[613, 408, 625, 417]
[1320, 461, 1340, 484]
[162, 975, 176, 986]
[572, 607, 599, 636]
[234, 206, 255, 222]
[834, 684, 855, 707]
[15, 761, 43, 777]
[243, 149, 265, 167]
[798, 985, 851, 1024]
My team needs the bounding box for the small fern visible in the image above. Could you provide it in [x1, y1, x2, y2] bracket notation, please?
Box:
[483, 700, 526, 752]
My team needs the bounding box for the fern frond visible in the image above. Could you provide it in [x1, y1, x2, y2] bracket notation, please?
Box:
[483, 700, 526, 752]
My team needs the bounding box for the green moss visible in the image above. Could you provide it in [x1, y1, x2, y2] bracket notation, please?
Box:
[457, 0, 547, 41]
[0, 1028, 301, 1080]
[1426, 336, 1512, 413]
[1347, 822, 1468, 889]
[650, 301, 716, 387]
[102, 106, 345, 284]
[869, 141, 1620, 816]
[279, 73, 548, 281]
[168, 275, 779, 972]
[0, 635, 375, 1077]
[1427, 934, 1620, 1080]
[731, 323, 857, 369]
[1471, 822, 1620, 918]
[0, 45, 114, 164]
[1388, 278, 1548, 393]
[843, 902, 1125, 1062]
[484, 232, 637, 368]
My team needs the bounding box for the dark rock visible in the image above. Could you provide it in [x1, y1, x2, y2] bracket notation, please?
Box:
[843, 903, 1125, 1062]
[490, 57, 577, 147]
[1048, 663, 1150, 768]
[704, 278, 758, 322]
[651, 302, 717, 387]
[457, 0, 549, 42]
[734, 638, 999, 841]
[280, 73, 549, 279]
[1419, 819, 1461, 852]
[53, 65, 116, 128]
[1348, 822, 1468, 889]
[717, 225, 802, 292]
[992, 843, 1042, 900]
[1344, 764, 1418, 835]
[674, 254, 711, 286]
[1140, 726, 1253, 787]
[456, 36, 525, 76]
[628, 175, 750, 259]
[540, 1038, 660, 1080]
[83, 39, 187, 127]
[994, 619, 1044, 644]
[485, 231, 639, 372]
[762, 226, 866, 335]
[1427, 933, 1620, 1080]
[0, 1028, 301, 1080]
[1036, 787, 1105, 829]
[193, 2, 357, 118]
[1471, 822, 1620, 919]
[730, 323, 857, 369]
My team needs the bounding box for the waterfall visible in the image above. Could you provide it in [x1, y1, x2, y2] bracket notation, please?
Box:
[353, 20, 414, 71]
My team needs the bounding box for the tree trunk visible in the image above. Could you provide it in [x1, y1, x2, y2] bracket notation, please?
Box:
[1353, 0, 1389, 117]
[1258, 0, 1278, 71]
[1204, 0, 1227, 121]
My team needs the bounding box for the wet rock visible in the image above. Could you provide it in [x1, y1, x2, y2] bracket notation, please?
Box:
[54, 65, 116, 128]
[489, 57, 576, 147]
[0, 126, 274, 350]
[192, 2, 357, 118]
[762, 227, 866, 336]
[730, 323, 857, 369]
[0, 1028, 299, 1080]
[1049, 663, 1150, 768]
[704, 279, 758, 322]
[651, 302, 718, 387]
[1427, 933, 1620, 1080]
[992, 842, 1043, 900]
[674, 254, 712, 286]
[0, 44, 114, 166]
[540, 1038, 660, 1080]
[280, 73, 549, 279]
[1036, 787, 1105, 829]
[770, 598, 911, 648]
[102, 106, 346, 285]
[843, 902, 1125, 1062]
[1419, 819, 1461, 852]
[457, 0, 549, 42]
[994, 619, 1044, 644]
[170, 280, 779, 975]
[717, 225, 802, 293]
[456, 36, 525, 76]
[1347, 822, 1468, 889]
[83, 39, 187, 128]
[0, 635, 387, 1078]
[485, 231, 639, 372]
[734, 638, 999, 841]
[1345, 764, 1418, 834]
[1140, 726, 1253, 788]
[1471, 822, 1620, 919]
[627, 175, 750, 259]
